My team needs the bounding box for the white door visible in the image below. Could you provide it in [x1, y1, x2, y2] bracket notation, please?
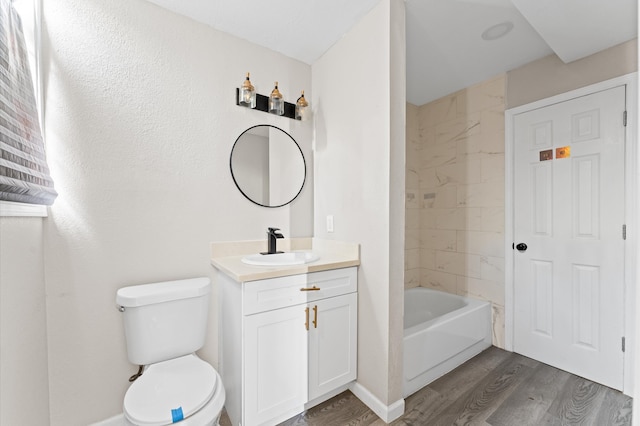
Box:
[513, 85, 626, 390]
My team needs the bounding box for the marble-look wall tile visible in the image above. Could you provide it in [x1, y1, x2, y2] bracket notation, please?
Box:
[457, 181, 504, 208]
[420, 209, 436, 229]
[421, 140, 456, 169]
[406, 208, 420, 230]
[481, 105, 506, 134]
[481, 153, 505, 183]
[405, 229, 420, 250]
[481, 130, 506, 154]
[456, 276, 505, 306]
[406, 189, 419, 209]
[420, 269, 457, 294]
[404, 268, 420, 288]
[423, 186, 457, 209]
[420, 248, 436, 270]
[434, 250, 462, 275]
[461, 253, 482, 280]
[466, 76, 505, 114]
[405, 248, 420, 270]
[434, 113, 481, 146]
[492, 304, 505, 349]
[457, 230, 504, 258]
[419, 94, 457, 127]
[456, 132, 485, 158]
[480, 255, 505, 283]
[434, 207, 482, 231]
[481, 206, 505, 233]
[419, 167, 439, 189]
[406, 168, 420, 189]
[406, 75, 506, 337]
[435, 158, 482, 186]
[422, 229, 457, 251]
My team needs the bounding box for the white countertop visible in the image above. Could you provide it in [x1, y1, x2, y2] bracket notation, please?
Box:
[210, 238, 360, 282]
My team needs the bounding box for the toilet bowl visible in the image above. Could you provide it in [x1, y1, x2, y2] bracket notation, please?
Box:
[117, 278, 225, 426]
[122, 355, 225, 426]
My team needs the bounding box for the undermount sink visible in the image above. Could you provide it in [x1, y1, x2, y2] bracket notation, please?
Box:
[241, 251, 320, 266]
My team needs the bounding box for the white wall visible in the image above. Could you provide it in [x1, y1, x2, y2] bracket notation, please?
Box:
[312, 0, 406, 412]
[0, 217, 50, 426]
[41, 0, 313, 424]
[507, 39, 637, 108]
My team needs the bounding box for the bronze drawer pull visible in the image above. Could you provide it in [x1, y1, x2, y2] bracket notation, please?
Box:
[300, 286, 321, 292]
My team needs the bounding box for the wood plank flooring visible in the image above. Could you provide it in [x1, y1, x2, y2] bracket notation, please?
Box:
[219, 347, 632, 425]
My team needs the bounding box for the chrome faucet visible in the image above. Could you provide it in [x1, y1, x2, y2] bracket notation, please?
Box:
[262, 227, 284, 255]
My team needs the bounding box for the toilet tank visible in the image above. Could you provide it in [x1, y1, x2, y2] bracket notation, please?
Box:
[116, 277, 211, 365]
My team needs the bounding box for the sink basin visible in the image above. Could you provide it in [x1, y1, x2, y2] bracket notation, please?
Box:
[241, 252, 320, 266]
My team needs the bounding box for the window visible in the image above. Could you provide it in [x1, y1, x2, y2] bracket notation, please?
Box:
[0, 0, 56, 215]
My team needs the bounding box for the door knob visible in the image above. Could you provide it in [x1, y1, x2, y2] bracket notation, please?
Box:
[516, 243, 528, 251]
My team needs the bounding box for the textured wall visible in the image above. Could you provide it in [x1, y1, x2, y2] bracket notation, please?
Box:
[406, 75, 506, 348]
[41, 0, 312, 424]
[0, 217, 50, 426]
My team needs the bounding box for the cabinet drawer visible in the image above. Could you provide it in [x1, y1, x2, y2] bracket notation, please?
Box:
[243, 267, 357, 315]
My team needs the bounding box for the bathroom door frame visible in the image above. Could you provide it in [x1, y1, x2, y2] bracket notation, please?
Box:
[504, 72, 638, 396]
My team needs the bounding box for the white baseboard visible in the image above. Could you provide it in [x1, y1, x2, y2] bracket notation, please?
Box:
[350, 382, 405, 423]
[88, 413, 123, 426]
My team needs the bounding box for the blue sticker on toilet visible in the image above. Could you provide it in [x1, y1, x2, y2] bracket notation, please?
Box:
[171, 407, 184, 423]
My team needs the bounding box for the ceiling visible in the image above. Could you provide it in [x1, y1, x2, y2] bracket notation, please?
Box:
[144, 0, 637, 106]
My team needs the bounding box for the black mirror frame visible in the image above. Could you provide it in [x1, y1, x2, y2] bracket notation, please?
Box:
[230, 124, 307, 208]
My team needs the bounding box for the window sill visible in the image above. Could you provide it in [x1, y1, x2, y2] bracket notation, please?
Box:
[0, 201, 47, 217]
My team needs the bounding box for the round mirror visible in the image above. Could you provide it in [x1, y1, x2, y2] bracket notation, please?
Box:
[230, 125, 306, 208]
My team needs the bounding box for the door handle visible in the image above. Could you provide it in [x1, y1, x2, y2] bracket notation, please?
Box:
[516, 243, 528, 251]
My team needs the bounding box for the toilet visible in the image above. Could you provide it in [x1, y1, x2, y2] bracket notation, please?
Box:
[116, 277, 225, 426]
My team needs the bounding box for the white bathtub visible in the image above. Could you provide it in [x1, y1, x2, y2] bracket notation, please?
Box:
[403, 287, 492, 397]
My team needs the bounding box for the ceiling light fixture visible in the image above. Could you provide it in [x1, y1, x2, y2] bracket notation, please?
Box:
[481, 21, 514, 41]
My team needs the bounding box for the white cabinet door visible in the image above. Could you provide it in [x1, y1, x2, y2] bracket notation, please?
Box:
[244, 304, 308, 426]
[308, 293, 358, 401]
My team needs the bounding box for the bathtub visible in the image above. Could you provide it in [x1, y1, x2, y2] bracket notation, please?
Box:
[403, 287, 492, 397]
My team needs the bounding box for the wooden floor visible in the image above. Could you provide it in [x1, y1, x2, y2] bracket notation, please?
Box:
[220, 347, 632, 426]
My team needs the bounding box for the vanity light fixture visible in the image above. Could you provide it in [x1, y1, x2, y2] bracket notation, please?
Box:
[295, 90, 309, 121]
[235, 75, 303, 120]
[269, 82, 285, 116]
[238, 72, 256, 108]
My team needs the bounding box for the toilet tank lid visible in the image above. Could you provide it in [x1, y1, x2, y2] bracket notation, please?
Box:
[116, 278, 211, 307]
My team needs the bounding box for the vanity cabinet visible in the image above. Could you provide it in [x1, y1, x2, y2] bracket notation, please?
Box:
[219, 267, 357, 426]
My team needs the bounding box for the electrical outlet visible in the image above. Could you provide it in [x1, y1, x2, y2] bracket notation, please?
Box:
[326, 215, 334, 233]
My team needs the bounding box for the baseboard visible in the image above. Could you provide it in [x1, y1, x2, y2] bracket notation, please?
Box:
[88, 413, 123, 426]
[349, 382, 405, 423]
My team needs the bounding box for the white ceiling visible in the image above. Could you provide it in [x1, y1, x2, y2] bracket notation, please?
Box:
[144, 0, 637, 106]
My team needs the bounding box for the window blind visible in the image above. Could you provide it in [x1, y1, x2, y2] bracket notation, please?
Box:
[0, 0, 57, 205]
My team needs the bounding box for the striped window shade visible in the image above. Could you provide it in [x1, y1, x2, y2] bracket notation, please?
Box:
[0, 0, 57, 205]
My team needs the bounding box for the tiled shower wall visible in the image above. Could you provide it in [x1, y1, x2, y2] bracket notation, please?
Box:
[405, 75, 506, 348]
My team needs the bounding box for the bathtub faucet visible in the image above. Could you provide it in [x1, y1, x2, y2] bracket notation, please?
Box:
[264, 227, 284, 255]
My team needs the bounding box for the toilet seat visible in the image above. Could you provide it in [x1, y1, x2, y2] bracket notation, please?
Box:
[124, 354, 217, 426]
